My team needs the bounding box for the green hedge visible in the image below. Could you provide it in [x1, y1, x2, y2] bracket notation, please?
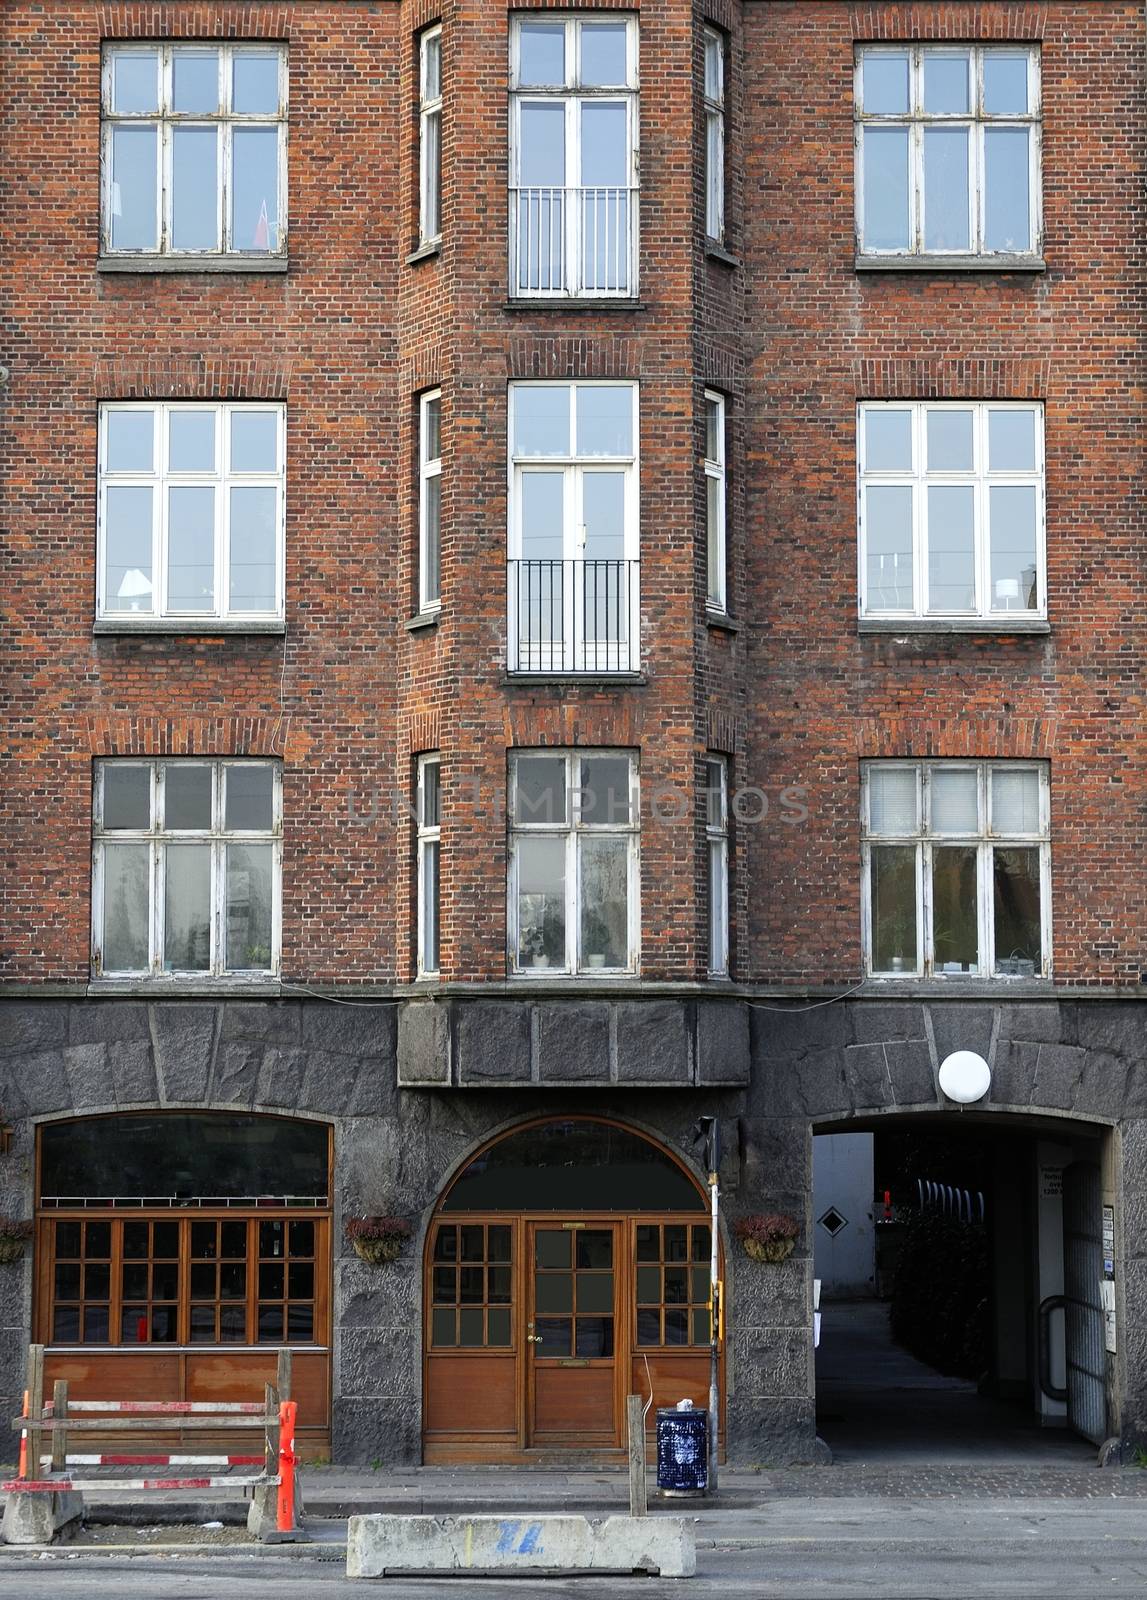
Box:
[890, 1210, 989, 1379]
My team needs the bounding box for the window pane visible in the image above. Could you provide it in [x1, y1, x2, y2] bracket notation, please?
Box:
[519, 23, 565, 86]
[864, 485, 913, 610]
[225, 844, 273, 971]
[932, 847, 979, 973]
[169, 410, 216, 473]
[577, 1273, 613, 1313]
[707, 475, 724, 603]
[422, 475, 441, 603]
[862, 52, 909, 114]
[488, 1307, 512, 1346]
[421, 34, 441, 101]
[165, 764, 212, 829]
[488, 1225, 512, 1262]
[431, 1308, 456, 1346]
[164, 844, 212, 971]
[231, 411, 279, 473]
[536, 1272, 573, 1313]
[519, 472, 565, 566]
[229, 486, 278, 611]
[926, 410, 973, 472]
[459, 1307, 485, 1347]
[111, 51, 160, 114]
[111, 126, 158, 250]
[984, 128, 1031, 252]
[172, 52, 220, 114]
[580, 23, 627, 87]
[988, 409, 1036, 471]
[869, 768, 918, 834]
[992, 769, 1040, 834]
[931, 769, 978, 833]
[636, 1308, 660, 1345]
[107, 410, 155, 472]
[54, 1306, 80, 1342]
[706, 112, 723, 236]
[923, 127, 970, 252]
[579, 835, 628, 968]
[576, 386, 633, 457]
[871, 845, 916, 970]
[514, 756, 568, 825]
[927, 485, 975, 610]
[705, 760, 725, 829]
[514, 386, 570, 456]
[579, 756, 631, 825]
[171, 127, 220, 250]
[989, 486, 1038, 611]
[636, 1265, 660, 1304]
[923, 52, 970, 114]
[519, 101, 566, 191]
[864, 409, 912, 471]
[102, 844, 150, 970]
[167, 485, 215, 611]
[983, 54, 1029, 116]
[993, 847, 1042, 972]
[190, 1305, 216, 1342]
[233, 53, 281, 115]
[862, 127, 910, 251]
[636, 1225, 659, 1262]
[225, 765, 274, 831]
[232, 126, 280, 251]
[104, 487, 154, 611]
[705, 399, 722, 463]
[704, 34, 722, 102]
[575, 1317, 613, 1357]
[421, 838, 440, 972]
[709, 839, 727, 973]
[517, 836, 566, 967]
[423, 396, 442, 462]
[421, 761, 440, 829]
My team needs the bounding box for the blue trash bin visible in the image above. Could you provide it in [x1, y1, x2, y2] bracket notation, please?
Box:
[656, 1403, 708, 1494]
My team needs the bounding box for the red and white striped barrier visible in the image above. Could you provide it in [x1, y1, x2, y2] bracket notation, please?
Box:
[38, 1454, 264, 1469]
[60, 1401, 266, 1415]
[6, 1475, 267, 1493]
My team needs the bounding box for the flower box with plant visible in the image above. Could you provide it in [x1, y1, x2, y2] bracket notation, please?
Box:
[0, 1217, 33, 1265]
[733, 1212, 799, 1263]
[345, 1215, 412, 1265]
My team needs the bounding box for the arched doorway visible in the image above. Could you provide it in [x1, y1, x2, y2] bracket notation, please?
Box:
[422, 1117, 721, 1463]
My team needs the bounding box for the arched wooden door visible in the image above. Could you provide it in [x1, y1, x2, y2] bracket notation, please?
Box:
[422, 1118, 723, 1463]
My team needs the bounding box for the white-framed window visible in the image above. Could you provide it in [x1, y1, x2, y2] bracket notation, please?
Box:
[417, 755, 441, 977]
[855, 46, 1041, 259]
[92, 760, 282, 979]
[858, 402, 1044, 622]
[509, 751, 640, 975]
[419, 390, 443, 612]
[419, 26, 443, 245]
[508, 381, 640, 674]
[703, 26, 725, 242]
[705, 756, 729, 977]
[101, 43, 287, 258]
[704, 390, 727, 611]
[510, 14, 639, 297]
[862, 761, 1050, 980]
[98, 403, 285, 623]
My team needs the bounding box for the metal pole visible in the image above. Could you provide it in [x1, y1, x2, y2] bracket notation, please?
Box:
[708, 1167, 719, 1494]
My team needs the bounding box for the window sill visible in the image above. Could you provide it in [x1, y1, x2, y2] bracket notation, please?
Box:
[858, 618, 1050, 636]
[511, 969, 638, 981]
[89, 978, 282, 995]
[503, 297, 645, 313]
[705, 609, 741, 635]
[865, 975, 1053, 993]
[405, 610, 441, 633]
[704, 241, 740, 269]
[97, 254, 289, 275]
[504, 671, 645, 686]
[855, 253, 1045, 275]
[407, 239, 442, 266]
[94, 618, 286, 636]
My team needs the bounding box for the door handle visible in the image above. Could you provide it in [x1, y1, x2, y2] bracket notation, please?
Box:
[1039, 1295, 1068, 1402]
[527, 1335, 543, 1344]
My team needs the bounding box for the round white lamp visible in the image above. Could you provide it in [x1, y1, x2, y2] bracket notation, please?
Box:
[938, 1050, 991, 1105]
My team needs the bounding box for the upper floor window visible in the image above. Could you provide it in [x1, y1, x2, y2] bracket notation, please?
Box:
[417, 754, 441, 977]
[858, 402, 1044, 623]
[862, 760, 1049, 980]
[102, 44, 287, 260]
[98, 402, 285, 625]
[705, 756, 729, 977]
[509, 751, 639, 975]
[704, 391, 726, 612]
[419, 27, 443, 246]
[419, 391, 443, 612]
[855, 46, 1040, 261]
[508, 382, 639, 674]
[510, 16, 639, 297]
[93, 760, 281, 980]
[703, 27, 725, 243]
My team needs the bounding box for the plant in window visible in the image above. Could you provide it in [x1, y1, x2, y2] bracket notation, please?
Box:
[0, 1217, 33, 1265]
[733, 1212, 799, 1264]
[345, 1215, 412, 1265]
[582, 910, 613, 968]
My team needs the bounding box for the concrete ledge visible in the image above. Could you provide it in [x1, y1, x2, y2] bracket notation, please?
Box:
[2, 1490, 84, 1545]
[346, 1513, 695, 1578]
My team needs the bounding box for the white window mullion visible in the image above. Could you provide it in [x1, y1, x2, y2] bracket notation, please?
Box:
[153, 838, 166, 975]
[920, 839, 933, 977]
[220, 120, 232, 254]
[567, 798, 579, 972]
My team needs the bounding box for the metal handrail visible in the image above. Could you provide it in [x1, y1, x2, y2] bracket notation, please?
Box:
[508, 557, 639, 675]
[511, 184, 637, 296]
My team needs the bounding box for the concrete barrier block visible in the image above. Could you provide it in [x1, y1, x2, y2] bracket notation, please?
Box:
[246, 1474, 306, 1541]
[346, 1513, 695, 1578]
[2, 1490, 85, 1545]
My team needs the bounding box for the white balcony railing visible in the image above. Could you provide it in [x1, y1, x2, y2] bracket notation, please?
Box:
[509, 558, 639, 675]
[511, 185, 637, 298]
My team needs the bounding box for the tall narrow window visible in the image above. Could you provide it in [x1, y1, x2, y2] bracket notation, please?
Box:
[705, 757, 729, 976]
[704, 391, 726, 612]
[419, 390, 443, 612]
[417, 755, 441, 976]
[703, 28, 725, 242]
[419, 27, 443, 246]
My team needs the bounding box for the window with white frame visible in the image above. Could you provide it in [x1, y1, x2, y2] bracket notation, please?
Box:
[855, 46, 1040, 260]
[510, 15, 639, 297]
[419, 391, 443, 612]
[93, 760, 281, 979]
[703, 27, 725, 242]
[705, 756, 729, 977]
[509, 751, 639, 974]
[704, 391, 726, 612]
[102, 43, 287, 258]
[858, 402, 1044, 622]
[417, 755, 441, 976]
[862, 761, 1049, 980]
[508, 382, 639, 674]
[419, 27, 443, 245]
[98, 403, 285, 623]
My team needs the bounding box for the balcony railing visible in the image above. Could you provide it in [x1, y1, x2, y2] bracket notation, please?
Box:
[508, 558, 639, 675]
[511, 185, 637, 298]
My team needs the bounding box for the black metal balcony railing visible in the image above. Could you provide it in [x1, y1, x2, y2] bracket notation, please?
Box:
[508, 558, 639, 675]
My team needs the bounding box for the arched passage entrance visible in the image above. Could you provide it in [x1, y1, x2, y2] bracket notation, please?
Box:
[422, 1116, 723, 1463]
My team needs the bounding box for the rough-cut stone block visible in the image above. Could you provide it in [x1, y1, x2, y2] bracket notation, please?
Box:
[151, 1004, 217, 1101]
[725, 1395, 816, 1467]
[843, 1042, 890, 1109]
[615, 1002, 690, 1083]
[1034, 1043, 1087, 1111]
[110, 1040, 158, 1104]
[998, 1003, 1063, 1045]
[754, 1004, 851, 1058]
[4, 1050, 70, 1115]
[456, 1003, 532, 1085]
[537, 1003, 610, 1083]
[333, 1397, 421, 1469]
[1075, 1005, 1142, 1061]
[339, 1257, 418, 1326]
[346, 1514, 695, 1578]
[339, 1327, 420, 1397]
[397, 1001, 451, 1087]
[62, 1043, 116, 1111]
[221, 1002, 302, 1045]
[303, 1004, 395, 1060]
[738, 1327, 812, 1396]
[255, 1046, 308, 1108]
[795, 1048, 849, 1117]
[0, 1005, 67, 1054]
[928, 1004, 997, 1068]
[345, 1060, 396, 1117]
[211, 1041, 262, 1106]
[1075, 1050, 1128, 1121]
[697, 1001, 750, 1085]
[68, 1002, 151, 1045]
[885, 1039, 936, 1106]
[851, 1004, 925, 1045]
[989, 1039, 1039, 1109]
[738, 1117, 809, 1193]
[731, 1255, 807, 1328]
